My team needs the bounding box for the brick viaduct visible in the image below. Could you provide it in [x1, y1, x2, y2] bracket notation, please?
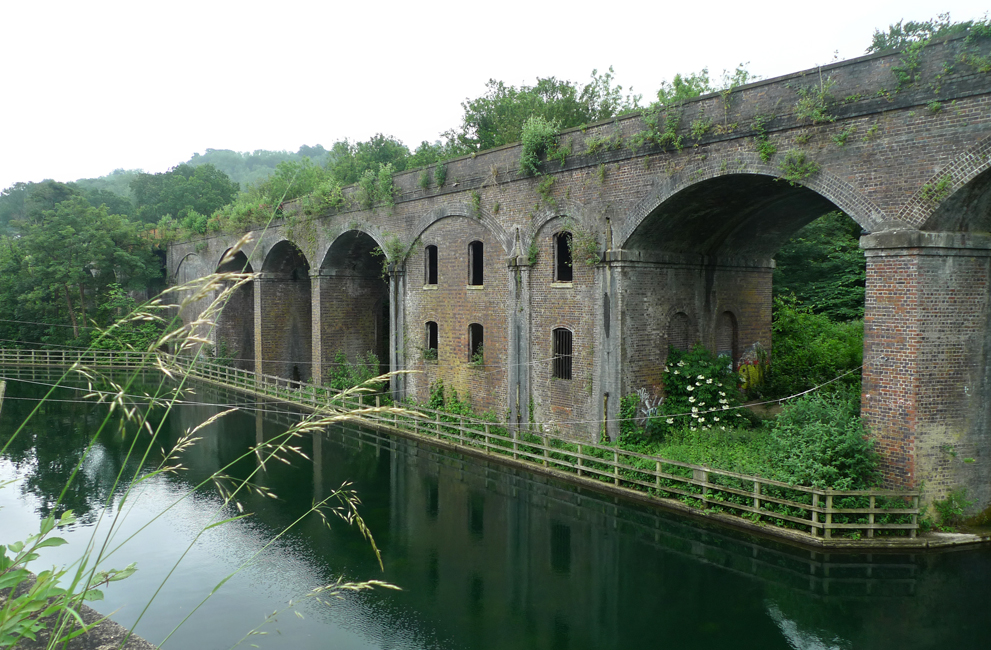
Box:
[168, 36, 991, 510]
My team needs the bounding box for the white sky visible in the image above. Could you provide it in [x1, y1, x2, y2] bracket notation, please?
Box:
[1, 0, 988, 191]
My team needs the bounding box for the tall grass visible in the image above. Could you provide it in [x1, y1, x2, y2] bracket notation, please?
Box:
[0, 235, 406, 648]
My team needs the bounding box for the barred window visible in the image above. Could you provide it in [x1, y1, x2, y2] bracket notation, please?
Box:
[554, 232, 573, 282]
[552, 328, 573, 380]
[468, 241, 483, 285]
[425, 245, 438, 285]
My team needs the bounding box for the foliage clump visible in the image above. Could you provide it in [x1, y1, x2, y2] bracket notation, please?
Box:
[519, 116, 561, 176]
[327, 350, 384, 393]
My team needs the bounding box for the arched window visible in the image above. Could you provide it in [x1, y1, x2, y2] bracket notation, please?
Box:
[554, 232, 573, 282]
[425, 321, 438, 360]
[669, 312, 692, 351]
[716, 311, 738, 365]
[468, 241, 483, 286]
[424, 245, 438, 285]
[468, 323, 484, 365]
[552, 328, 573, 380]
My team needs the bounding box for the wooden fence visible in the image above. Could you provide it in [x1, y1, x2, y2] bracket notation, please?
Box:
[0, 348, 920, 542]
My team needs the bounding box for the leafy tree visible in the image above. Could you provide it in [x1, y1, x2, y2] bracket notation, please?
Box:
[326, 135, 412, 185]
[773, 211, 866, 321]
[445, 68, 639, 153]
[131, 163, 239, 224]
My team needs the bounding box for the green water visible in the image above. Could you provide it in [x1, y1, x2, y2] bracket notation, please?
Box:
[1, 368, 989, 649]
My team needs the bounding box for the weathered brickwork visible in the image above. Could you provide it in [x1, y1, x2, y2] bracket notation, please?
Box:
[167, 36, 991, 511]
[405, 216, 510, 415]
[528, 218, 598, 440]
[863, 232, 991, 507]
[215, 280, 255, 371]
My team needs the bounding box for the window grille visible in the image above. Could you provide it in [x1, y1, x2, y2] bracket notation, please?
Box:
[552, 328, 573, 380]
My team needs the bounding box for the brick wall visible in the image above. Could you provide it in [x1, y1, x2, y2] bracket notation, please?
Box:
[318, 274, 388, 378]
[405, 216, 510, 415]
[216, 280, 255, 371]
[259, 277, 312, 381]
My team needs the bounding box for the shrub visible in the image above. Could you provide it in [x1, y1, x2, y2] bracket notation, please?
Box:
[519, 116, 560, 176]
[768, 391, 879, 489]
[763, 298, 863, 399]
[327, 350, 384, 392]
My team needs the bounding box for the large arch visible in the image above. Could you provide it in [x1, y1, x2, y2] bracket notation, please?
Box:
[259, 240, 311, 382]
[317, 230, 389, 384]
[615, 172, 851, 396]
[215, 249, 254, 371]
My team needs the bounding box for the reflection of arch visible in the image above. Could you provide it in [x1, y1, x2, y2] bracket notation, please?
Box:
[319, 230, 389, 377]
[215, 249, 255, 371]
[620, 161, 888, 254]
[716, 311, 738, 365]
[910, 135, 991, 230]
[668, 312, 693, 352]
[259, 240, 311, 381]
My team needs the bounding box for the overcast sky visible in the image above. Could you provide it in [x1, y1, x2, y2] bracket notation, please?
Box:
[2, 0, 988, 191]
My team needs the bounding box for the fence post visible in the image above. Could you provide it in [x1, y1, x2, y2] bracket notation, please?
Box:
[910, 495, 919, 538]
[484, 424, 490, 453]
[811, 493, 819, 536]
[868, 494, 876, 539]
[577, 444, 583, 477]
[613, 451, 619, 485]
[376, 395, 381, 408]
[544, 436, 549, 467]
[825, 494, 833, 540]
[656, 460, 661, 490]
[753, 480, 761, 513]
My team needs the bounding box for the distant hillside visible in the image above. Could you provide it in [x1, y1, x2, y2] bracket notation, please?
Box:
[185, 145, 332, 189]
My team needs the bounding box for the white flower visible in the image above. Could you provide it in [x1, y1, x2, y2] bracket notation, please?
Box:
[695, 381, 702, 387]
[663, 366, 669, 372]
[699, 417, 705, 422]
[691, 407, 699, 413]
[677, 361, 685, 367]
[719, 391, 726, 397]
[686, 385, 693, 391]
[722, 405, 729, 410]
[706, 379, 713, 384]
[689, 396, 696, 403]
[713, 417, 720, 422]
[666, 418, 674, 424]
[674, 370, 680, 375]
[697, 374, 705, 380]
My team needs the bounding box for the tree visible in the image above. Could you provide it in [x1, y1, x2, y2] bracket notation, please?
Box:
[445, 67, 639, 153]
[326, 135, 412, 185]
[131, 163, 239, 224]
[866, 13, 980, 53]
[773, 211, 866, 321]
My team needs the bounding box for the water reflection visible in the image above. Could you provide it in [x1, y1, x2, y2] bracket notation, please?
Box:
[2, 370, 989, 650]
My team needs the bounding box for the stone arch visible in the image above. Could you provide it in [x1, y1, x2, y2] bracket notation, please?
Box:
[666, 310, 695, 352]
[317, 230, 389, 378]
[917, 135, 991, 231]
[618, 154, 889, 251]
[259, 240, 312, 381]
[411, 205, 513, 255]
[214, 248, 255, 371]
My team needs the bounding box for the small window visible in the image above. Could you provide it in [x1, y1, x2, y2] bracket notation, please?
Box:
[468, 323, 484, 365]
[425, 321, 438, 360]
[669, 312, 692, 351]
[552, 328, 573, 380]
[424, 245, 438, 285]
[554, 232, 573, 282]
[468, 241, 483, 286]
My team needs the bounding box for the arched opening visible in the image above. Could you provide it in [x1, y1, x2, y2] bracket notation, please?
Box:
[468, 241, 483, 286]
[319, 231, 389, 383]
[554, 232, 573, 282]
[424, 244, 438, 285]
[425, 321, 438, 361]
[468, 323, 483, 365]
[715, 311, 738, 366]
[668, 313, 692, 352]
[215, 249, 254, 371]
[260, 240, 311, 381]
[552, 328, 573, 380]
[622, 172, 863, 398]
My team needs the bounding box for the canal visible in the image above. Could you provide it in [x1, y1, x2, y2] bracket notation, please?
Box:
[1, 368, 989, 649]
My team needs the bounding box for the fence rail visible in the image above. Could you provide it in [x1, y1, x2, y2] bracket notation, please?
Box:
[0, 348, 920, 543]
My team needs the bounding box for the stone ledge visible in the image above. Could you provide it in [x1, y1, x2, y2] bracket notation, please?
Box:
[861, 230, 991, 253]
